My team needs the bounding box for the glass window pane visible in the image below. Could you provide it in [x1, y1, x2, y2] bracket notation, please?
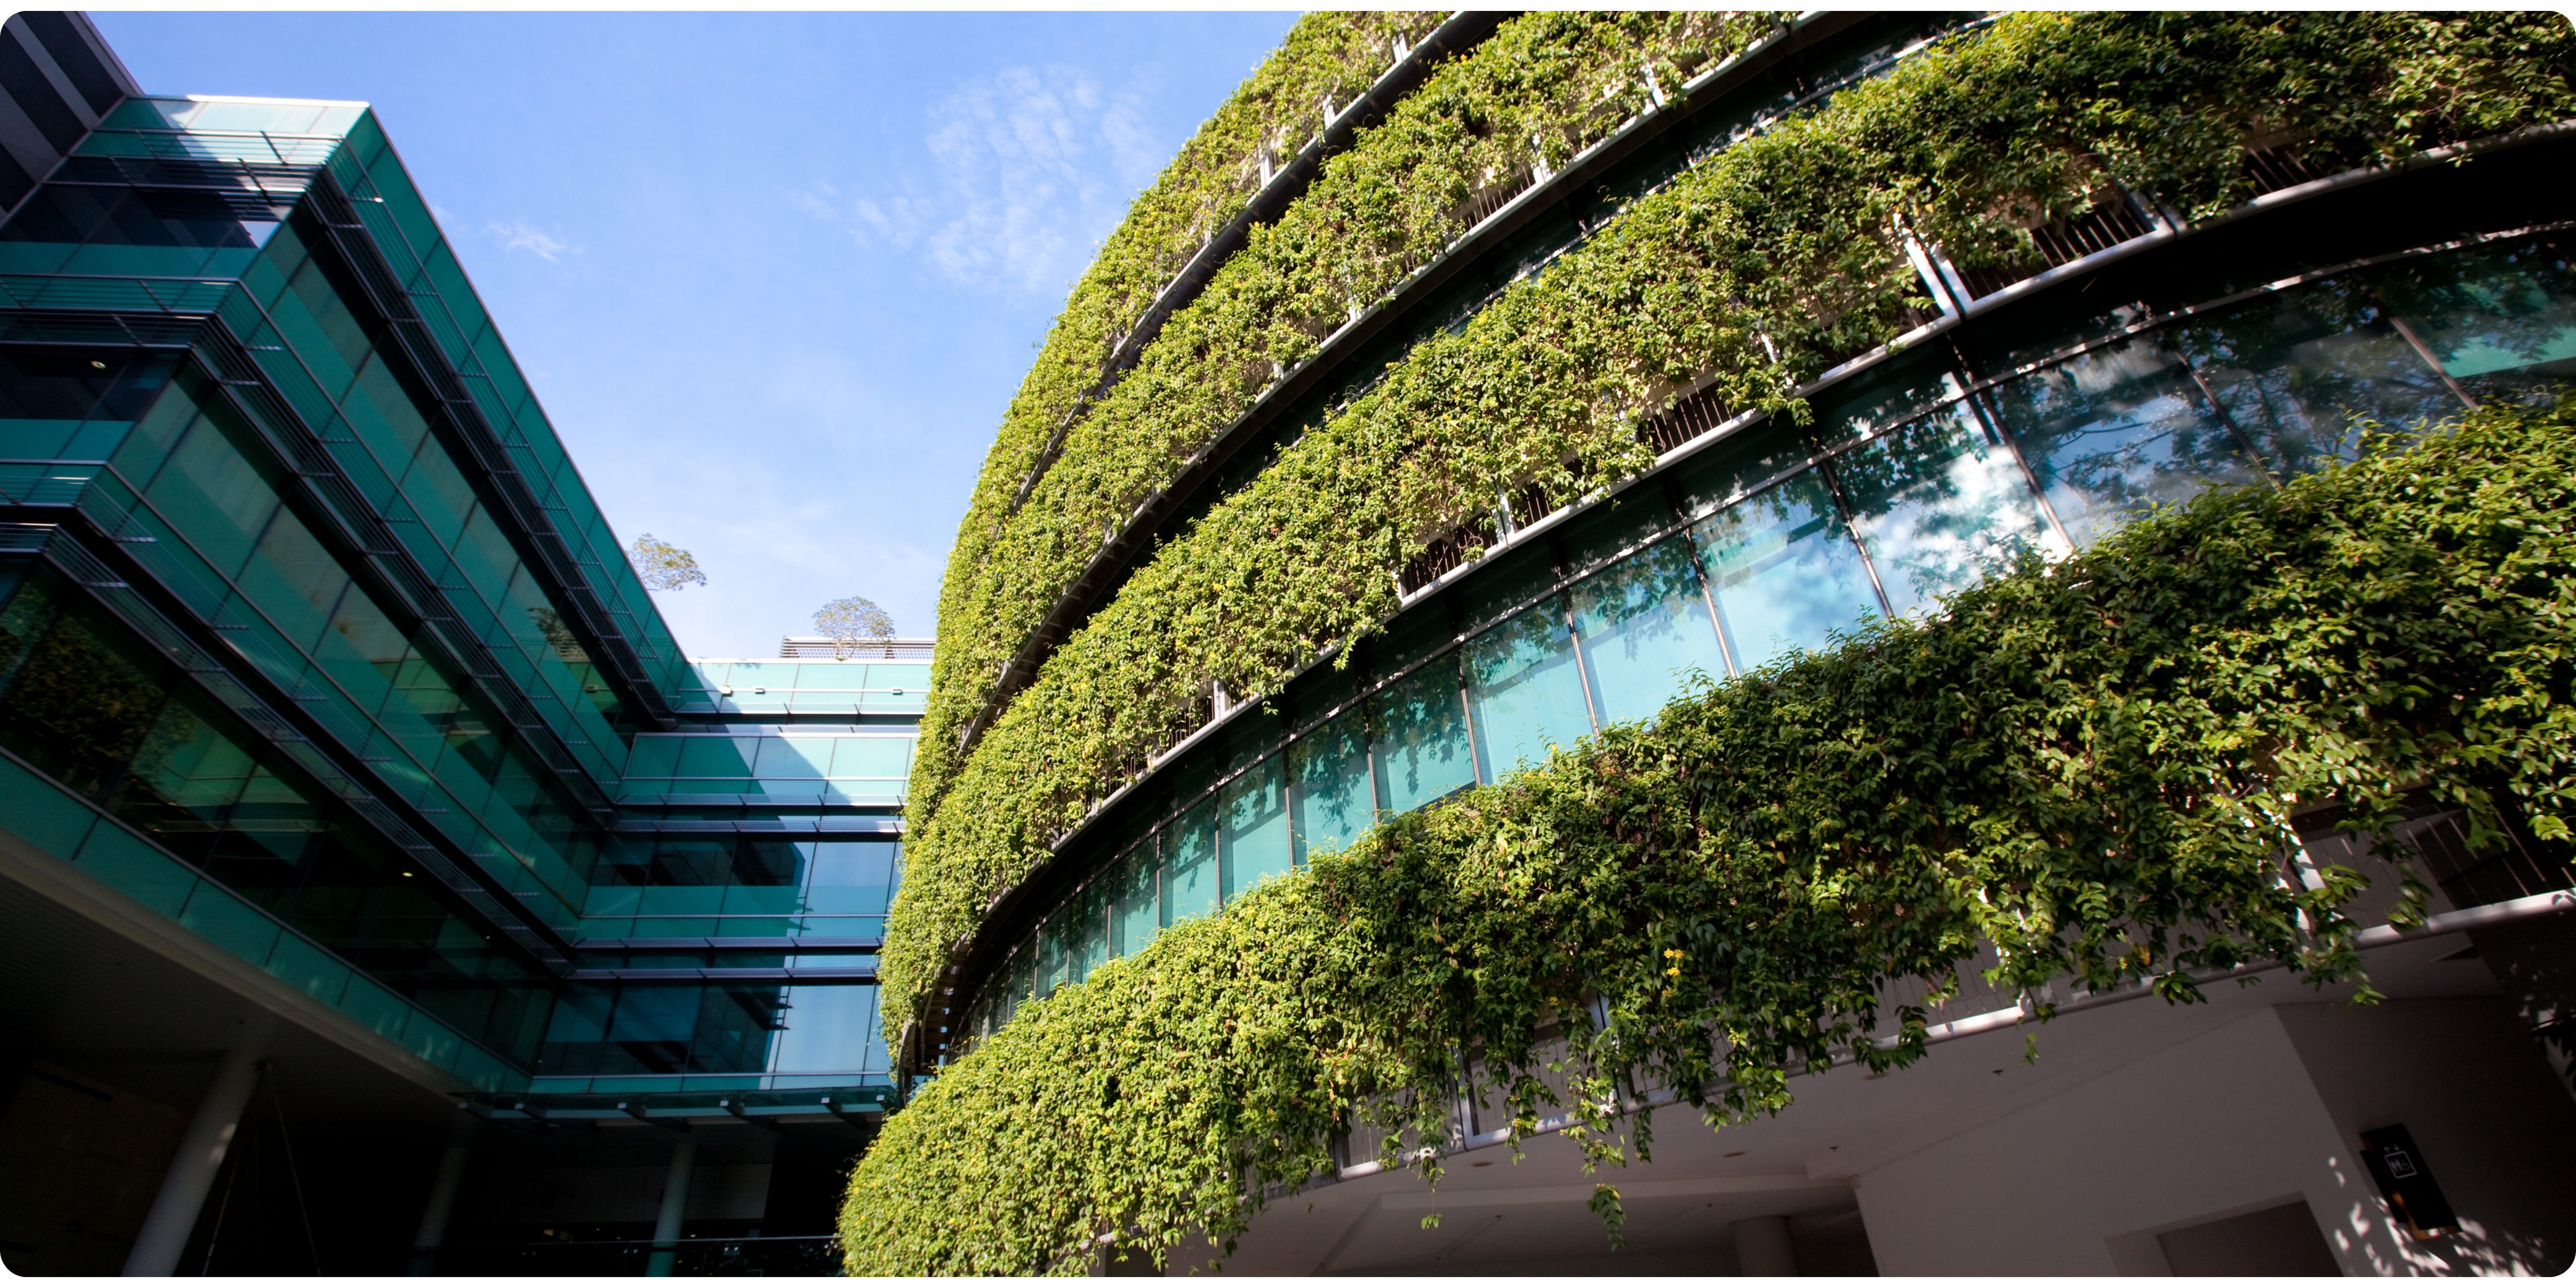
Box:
[829, 736, 911, 779]
[2171, 278, 2462, 476]
[1692, 471, 1882, 668]
[1069, 882, 1108, 985]
[146, 408, 279, 579]
[1466, 600, 1592, 780]
[2375, 238, 2576, 406]
[675, 736, 760, 778]
[237, 507, 350, 652]
[1983, 338, 2259, 550]
[1572, 537, 1726, 725]
[1218, 756, 1288, 895]
[1290, 707, 1373, 863]
[1835, 403, 2065, 617]
[769, 984, 878, 1074]
[1167, 799, 1219, 918]
[1114, 840, 1159, 958]
[1370, 656, 1476, 815]
[752, 736, 834, 778]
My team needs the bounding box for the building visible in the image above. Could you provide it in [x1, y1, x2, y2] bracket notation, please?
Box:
[866, 10, 2576, 1276]
[0, 13, 913, 1275]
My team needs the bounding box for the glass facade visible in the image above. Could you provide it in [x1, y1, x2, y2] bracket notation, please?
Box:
[0, 89, 906, 1102]
[960, 226, 2576, 1045]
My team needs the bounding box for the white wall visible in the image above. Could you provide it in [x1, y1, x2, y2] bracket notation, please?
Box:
[1853, 999, 2576, 1276]
[2276, 998, 2576, 1275]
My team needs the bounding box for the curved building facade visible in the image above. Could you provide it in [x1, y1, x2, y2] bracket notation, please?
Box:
[864, 10, 2576, 1277]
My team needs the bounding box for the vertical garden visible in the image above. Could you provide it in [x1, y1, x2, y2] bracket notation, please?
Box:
[855, 10, 2576, 1275]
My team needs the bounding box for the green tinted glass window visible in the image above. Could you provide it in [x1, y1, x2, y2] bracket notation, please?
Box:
[146, 408, 280, 578]
[2375, 239, 2576, 404]
[1289, 708, 1372, 864]
[237, 507, 349, 651]
[2170, 278, 2460, 473]
[1370, 656, 1475, 816]
[1572, 536, 1725, 724]
[1465, 600, 1592, 780]
[1217, 756, 1287, 898]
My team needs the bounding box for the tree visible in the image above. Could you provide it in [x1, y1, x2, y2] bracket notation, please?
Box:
[814, 596, 895, 660]
[630, 533, 706, 591]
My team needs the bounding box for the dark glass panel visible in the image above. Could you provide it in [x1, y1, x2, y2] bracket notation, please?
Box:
[1983, 336, 2260, 550]
[92, 188, 261, 250]
[2169, 277, 2461, 475]
[2374, 238, 2576, 407]
[1806, 342, 1970, 454]
[0, 347, 176, 425]
[1454, 539, 1557, 638]
[1666, 415, 1812, 520]
[0, 575, 172, 796]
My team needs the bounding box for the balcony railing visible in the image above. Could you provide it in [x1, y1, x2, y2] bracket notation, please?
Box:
[778, 636, 934, 660]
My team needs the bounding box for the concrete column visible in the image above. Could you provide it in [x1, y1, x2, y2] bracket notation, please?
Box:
[1732, 1214, 1799, 1277]
[406, 1118, 476, 1275]
[123, 1049, 262, 1277]
[644, 1138, 697, 1277]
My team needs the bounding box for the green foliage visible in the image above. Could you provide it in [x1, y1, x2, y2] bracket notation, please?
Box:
[847, 396, 2576, 1274]
[627, 532, 705, 592]
[812, 595, 894, 659]
[916, 13, 1790, 817]
[922, 10, 1443, 779]
[883, 10, 2576, 1042]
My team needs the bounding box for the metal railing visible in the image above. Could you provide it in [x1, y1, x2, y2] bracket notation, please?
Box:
[778, 636, 934, 660]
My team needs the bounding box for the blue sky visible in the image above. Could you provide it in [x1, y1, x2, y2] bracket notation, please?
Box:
[91, 10, 1297, 659]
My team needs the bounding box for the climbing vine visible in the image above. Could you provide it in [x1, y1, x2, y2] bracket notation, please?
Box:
[847, 397, 2576, 1274]
[884, 11, 2576, 1038]
[916, 11, 1790, 811]
[927, 11, 1441, 747]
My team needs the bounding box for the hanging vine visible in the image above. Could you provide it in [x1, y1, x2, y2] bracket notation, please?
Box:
[885, 11, 2576, 1043]
[915, 11, 1793, 817]
[846, 395, 2576, 1274]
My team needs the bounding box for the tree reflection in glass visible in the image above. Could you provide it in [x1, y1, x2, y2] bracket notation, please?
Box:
[1113, 838, 1160, 959]
[1369, 657, 1475, 815]
[1691, 471, 1884, 666]
[1289, 707, 1372, 863]
[1835, 402, 2063, 619]
[1218, 757, 1287, 897]
[2171, 277, 2461, 473]
[1570, 537, 1727, 726]
[1466, 594, 1594, 780]
[2375, 238, 2576, 406]
[1982, 337, 2258, 550]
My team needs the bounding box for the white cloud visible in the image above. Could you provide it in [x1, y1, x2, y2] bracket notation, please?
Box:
[486, 219, 575, 262]
[788, 64, 1159, 295]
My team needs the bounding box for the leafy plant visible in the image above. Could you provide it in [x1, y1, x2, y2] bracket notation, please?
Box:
[928, 11, 1446, 733]
[917, 11, 1790, 821]
[884, 10, 2576, 1048]
[628, 533, 706, 592]
[845, 394, 2576, 1274]
[814, 595, 895, 660]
